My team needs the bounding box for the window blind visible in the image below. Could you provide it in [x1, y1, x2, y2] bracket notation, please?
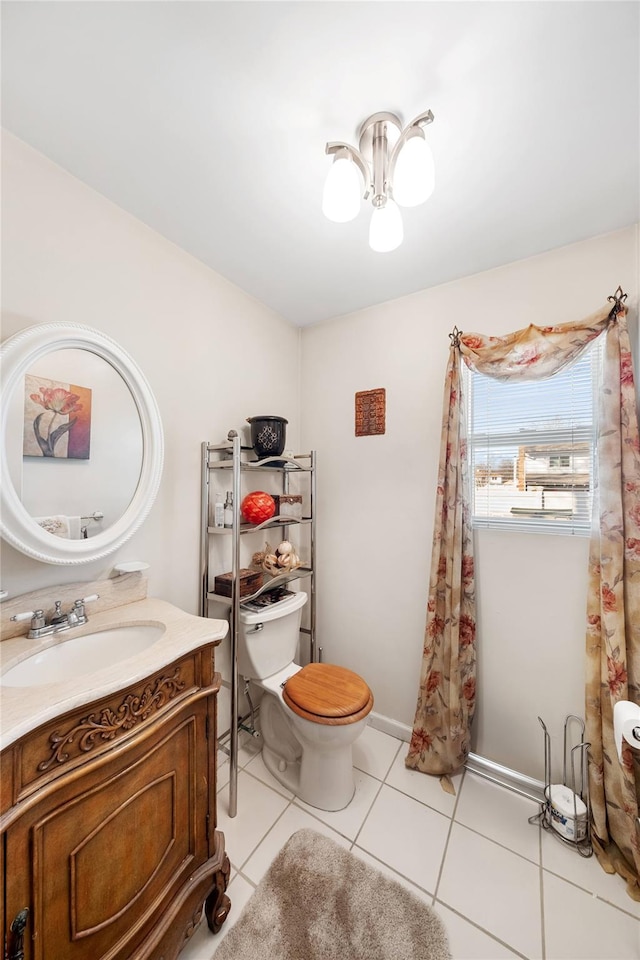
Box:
[466, 339, 602, 536]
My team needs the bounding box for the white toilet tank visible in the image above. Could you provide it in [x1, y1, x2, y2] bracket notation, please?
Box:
[238, 590, 308, 680]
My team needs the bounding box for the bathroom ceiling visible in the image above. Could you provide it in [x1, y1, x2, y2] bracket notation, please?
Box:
[2, 2, 638, 327]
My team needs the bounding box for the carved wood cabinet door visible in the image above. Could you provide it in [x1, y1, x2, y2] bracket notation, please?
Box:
[4, 700, 210, 960]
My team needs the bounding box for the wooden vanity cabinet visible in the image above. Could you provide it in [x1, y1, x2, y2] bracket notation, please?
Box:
[1, 644, 230, 960]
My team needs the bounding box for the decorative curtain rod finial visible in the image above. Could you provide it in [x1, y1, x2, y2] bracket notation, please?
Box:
[607, 286, 628, 318]
[449, 326, 462, 348]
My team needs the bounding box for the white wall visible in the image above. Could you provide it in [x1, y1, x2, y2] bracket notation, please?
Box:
[1, 132, 301, 731]
[300, 225, 639, 781]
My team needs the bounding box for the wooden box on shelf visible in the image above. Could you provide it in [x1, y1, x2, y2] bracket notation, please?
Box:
[213, 568, 263, 598]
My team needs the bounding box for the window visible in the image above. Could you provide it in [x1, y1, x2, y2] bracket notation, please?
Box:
[548, 455, 571, 468]
[466, 339, 601, 535]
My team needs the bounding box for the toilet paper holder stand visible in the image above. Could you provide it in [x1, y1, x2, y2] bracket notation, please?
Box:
[528, 714, 593, 858]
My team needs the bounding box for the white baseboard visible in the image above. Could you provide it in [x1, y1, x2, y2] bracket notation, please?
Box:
[466, 753, 545, 803]
[367, 711, 544, 802]
[368, 711, 412, 742]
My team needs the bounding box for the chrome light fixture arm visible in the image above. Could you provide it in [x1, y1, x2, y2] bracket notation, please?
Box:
[388, 109, 435, 184]
[325, 141, 371, 199]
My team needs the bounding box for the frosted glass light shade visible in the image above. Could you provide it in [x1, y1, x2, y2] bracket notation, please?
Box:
[322, 155, 361, 222]
[393, 134, 435, 207]
[369, 200, 403, 252]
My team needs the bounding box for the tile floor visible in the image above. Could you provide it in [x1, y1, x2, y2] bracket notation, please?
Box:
[181, 725, 640, 960]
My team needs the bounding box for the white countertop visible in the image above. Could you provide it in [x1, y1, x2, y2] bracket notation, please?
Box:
[0, 598, 228, 750]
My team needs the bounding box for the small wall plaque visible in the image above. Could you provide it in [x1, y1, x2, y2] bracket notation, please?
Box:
[355, 388, 386, 437]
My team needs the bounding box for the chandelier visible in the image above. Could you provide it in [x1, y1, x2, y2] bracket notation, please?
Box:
[322, 110, 435, 252]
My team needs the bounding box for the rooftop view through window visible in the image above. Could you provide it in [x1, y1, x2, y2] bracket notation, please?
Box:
[467, 341, 600, 534]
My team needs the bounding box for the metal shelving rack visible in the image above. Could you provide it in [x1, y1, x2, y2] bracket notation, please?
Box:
[200, 432, 316, 818]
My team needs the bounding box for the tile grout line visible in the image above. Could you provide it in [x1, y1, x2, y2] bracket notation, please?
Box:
[241, 759, 295, 802]
[353, 746, 402, 783]
[445, 814, 542, 868]
[432, 775, 543, 960]
[217, 763, 297, 873]
[349, 777, 385, 850]
[351, 841, 437, 900]
[432, 767, 465, 904]
[349, 740, 404, 849]
[432, 900, 531, 960]
[289, 796, 360, 841]
[237, 795, 295, 874]
[350, 743, 452, 900]
[233, 867, 258, 890]
[539, 857, 640, 922]
[380, 753, 470, 820]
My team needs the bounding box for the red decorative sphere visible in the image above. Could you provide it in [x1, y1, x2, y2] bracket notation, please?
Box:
[241, 491, 276, 524]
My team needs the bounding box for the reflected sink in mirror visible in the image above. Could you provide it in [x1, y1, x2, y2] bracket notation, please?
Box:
[1, 623, 166, 687]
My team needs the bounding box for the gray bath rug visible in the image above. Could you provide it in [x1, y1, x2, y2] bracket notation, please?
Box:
[214, 828, 451, 960]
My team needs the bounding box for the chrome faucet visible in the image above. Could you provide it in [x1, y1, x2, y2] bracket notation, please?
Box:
[10, 594, 99, 639]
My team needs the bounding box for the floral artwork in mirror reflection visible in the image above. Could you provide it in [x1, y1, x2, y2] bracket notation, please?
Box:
[23, 374, 92, 460]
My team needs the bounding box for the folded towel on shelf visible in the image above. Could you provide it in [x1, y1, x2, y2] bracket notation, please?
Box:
[35, 515, 71, 538]
[68, 516, 82, 539]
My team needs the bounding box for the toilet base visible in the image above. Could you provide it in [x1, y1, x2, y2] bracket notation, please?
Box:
[262, 741, 356, 812]
[253, 670, 370, 812]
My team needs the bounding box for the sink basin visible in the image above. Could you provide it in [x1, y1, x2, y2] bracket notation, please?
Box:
[1, 624, 166, 688]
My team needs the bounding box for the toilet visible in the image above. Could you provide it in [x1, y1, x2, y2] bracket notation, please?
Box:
[238, 590, 373, 811]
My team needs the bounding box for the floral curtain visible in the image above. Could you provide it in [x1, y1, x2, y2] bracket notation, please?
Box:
[585, 309, 640, 896]
[407, 299, 640, 893]
[405, 334, 476, 776]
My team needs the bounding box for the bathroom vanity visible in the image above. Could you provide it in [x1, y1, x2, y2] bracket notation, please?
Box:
[1, 590, 230, 960]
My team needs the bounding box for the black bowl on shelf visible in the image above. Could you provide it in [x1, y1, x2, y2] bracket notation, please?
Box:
[247, 416, 288, 459]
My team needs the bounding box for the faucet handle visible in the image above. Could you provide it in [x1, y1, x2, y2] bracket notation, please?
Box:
[10, 609, 37, 622]
[10, 609, 45, 629]
[72, 594, 100, 619]
[73, 593, 99, 608]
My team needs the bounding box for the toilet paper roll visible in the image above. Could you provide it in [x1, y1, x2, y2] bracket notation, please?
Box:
[549, 784, 587, 819]
[548, 783, 588, 841]
[613, 700, 640, 761]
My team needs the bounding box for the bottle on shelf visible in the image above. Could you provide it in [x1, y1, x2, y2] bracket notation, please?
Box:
[224, 491, 234, 528]
[214, 493, 224, 528]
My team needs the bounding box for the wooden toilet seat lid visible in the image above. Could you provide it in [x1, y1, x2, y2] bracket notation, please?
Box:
[283, 663, 373, 726]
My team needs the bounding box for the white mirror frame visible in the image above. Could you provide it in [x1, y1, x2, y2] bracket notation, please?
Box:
[0, 323, 164, 565]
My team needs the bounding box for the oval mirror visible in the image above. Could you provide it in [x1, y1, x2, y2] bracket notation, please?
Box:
[0, 323, 164, 564]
